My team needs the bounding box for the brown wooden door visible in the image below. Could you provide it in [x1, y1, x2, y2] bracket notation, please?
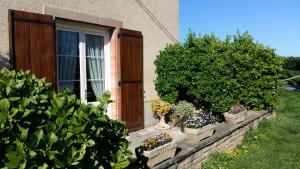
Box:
[9, 10, 56, 87]
[119, 28, 144, 132]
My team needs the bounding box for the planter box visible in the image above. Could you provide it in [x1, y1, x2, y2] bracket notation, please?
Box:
[224, 111, 246, 124]
[143, 141, 177, 167]
[184, 124, 216, 142]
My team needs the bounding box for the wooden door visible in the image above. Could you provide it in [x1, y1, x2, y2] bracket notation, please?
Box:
[9, 10, 56, 87]
[119, 28, 144, 132]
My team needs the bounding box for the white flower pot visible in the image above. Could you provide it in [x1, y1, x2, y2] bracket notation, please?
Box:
[143, 141, 177, 167]
[184, 124, 216, 142]
[224, 111, 246, 124]
[154, 114, 171, 130]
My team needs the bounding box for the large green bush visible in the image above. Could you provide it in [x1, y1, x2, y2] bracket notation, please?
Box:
[0, 70, 131, 169]
[154, 31, 283, 114]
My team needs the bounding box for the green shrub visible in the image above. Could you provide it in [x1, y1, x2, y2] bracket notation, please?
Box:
[170, 101, 195, 126]
[154, 31, 283, 114]
[282, 56, 300, 70]
[0, 69, 131, 169]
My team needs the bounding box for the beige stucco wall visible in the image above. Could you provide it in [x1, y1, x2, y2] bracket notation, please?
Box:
[0, 0, 179, 102]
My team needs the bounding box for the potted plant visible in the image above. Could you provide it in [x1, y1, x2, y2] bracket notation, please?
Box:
[141, 132, 177, 167]
[170, 100, 195, 128]
[151, 100, 172, 130]
[224, 104, 247, 124]
[183, 112, 217, 142]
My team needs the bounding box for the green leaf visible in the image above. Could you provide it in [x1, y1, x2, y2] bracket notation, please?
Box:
[124, 150, 133, 157]
[6, 86, 11, 95]
[116, 150, 123, 162]
[115, 160, 130, 169]
[48, 132, 58, 147]
[14, 139, 24, 154]
[64, 132, 73, 140]
[44, 110, 51, 119]
[34, 129, 44, 146]
[9, 108, 18, 118]
[47, 151, 58, 160]
[38, 163, 48, 169]
[85, 139, 95, 147]
[18, 125, 29, 141]
[54, 158, 65, 168]
[29, 150, 37, 158]
[9, 97, 20, 101]
[22, 109, 32, 118]
[5, 151, 20, 168]
[0, 99, 10, 111]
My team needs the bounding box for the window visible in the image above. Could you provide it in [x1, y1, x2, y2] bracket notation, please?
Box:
[56, 26, 110, 104]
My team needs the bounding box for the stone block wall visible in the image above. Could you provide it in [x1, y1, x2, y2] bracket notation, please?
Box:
[152, 111, 276, 169]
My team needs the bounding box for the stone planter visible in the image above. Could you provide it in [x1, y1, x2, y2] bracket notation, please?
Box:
[184, 124, 216, 142]
[143, 141, 177, 167]
[224, 111, 246, 124]
[154, 114, 171, 130]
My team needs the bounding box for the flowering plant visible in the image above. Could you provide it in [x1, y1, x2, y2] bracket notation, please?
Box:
[229, 104, 245, 114]
[184, 112, 215, 129]
[151, 100, 172, 117]
[141, 132, 173, 151]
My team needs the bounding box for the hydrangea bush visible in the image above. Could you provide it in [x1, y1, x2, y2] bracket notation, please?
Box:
[0, 70, 131, 169]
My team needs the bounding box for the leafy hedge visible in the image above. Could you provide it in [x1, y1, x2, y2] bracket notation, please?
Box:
[154, 32, 283, 114]
[282, 56, 300, 70]
[0, 70, 131, 169]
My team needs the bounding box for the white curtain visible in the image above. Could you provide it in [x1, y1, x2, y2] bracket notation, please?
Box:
[57, 30, 79, 93]
[86, 34, 105, 98]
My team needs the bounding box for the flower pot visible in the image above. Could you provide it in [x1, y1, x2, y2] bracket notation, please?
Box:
[143, 141, 177, 167]
[224, 111, 246, 124]
[184, 124, 216, 142]
[154, 114, 171, 130]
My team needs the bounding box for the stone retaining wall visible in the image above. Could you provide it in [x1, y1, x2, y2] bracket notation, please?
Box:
[153, 111, 276, 169]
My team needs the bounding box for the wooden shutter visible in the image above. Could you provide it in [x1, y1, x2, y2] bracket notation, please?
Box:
[119, 28, 144, 132]
[9, 10, 56, 86]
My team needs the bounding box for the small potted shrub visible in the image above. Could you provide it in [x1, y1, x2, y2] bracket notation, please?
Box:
[224, 104, 247, 124]
[183, 112, 217, 142]
[151, 100, 172, 130]
[170, 101, 195, 128]
[141, 132, 177, 167]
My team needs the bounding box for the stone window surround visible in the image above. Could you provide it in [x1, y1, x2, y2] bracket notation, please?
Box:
[43, 5, 123, 120]
[43, 5, 123, 28]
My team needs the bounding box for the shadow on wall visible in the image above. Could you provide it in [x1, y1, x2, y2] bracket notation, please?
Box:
[0, 52, 10, 70]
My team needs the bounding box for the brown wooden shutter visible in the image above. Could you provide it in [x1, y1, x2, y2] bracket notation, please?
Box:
[9, 10, 56, 87]
[119, 28, 144, 132]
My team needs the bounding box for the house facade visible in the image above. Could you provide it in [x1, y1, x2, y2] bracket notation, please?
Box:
[0, 0, 179, 132]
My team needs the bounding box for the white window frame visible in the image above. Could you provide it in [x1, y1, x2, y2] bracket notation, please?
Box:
[56, 25, 111, 108]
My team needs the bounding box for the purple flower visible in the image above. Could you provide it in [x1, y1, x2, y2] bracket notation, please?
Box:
[229, 104, 245, 114]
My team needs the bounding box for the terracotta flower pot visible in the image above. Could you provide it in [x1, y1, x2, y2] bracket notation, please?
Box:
[224, 111, 246, 124]
[184, 123, 216, 142]
[143, 141, 177, 167]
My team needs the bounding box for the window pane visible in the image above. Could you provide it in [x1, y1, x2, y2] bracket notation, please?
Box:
[86, 34, 105, 102]
[57, 30, 80, 97]
[58, 81, 80, 98]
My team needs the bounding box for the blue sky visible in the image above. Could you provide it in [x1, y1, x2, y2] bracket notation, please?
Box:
[180, 0, 300, 56]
